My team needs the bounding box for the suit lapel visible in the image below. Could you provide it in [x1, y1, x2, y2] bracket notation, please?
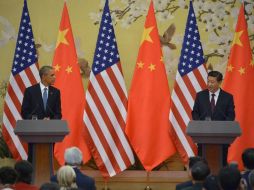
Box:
[214, 89, 223, 113]
[35, 84, 45, 111]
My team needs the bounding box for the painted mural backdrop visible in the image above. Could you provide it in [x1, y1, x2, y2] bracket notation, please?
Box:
[0, 0, 253, 121]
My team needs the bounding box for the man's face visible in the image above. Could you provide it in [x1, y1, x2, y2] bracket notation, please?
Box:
[42, 69, 56, 86]
[207, 76, 221, 93]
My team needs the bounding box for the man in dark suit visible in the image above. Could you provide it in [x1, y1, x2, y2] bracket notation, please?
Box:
[21, 65, 62, 119]
[176, 156, 206, 190]
[50, 147, 96, 190]
[21, 65, 61, 163]
[192, 70, 235, 121]
[192, 70, 235, 166]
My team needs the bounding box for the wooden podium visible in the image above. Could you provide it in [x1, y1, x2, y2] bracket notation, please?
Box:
[14, 120, 69, 186]
[186, 121, 241, 173]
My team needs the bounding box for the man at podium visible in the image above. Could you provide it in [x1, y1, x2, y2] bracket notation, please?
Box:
[21, 65, 62, 120]
[192, 70, 235, 166]
[21, 65, 62, 163]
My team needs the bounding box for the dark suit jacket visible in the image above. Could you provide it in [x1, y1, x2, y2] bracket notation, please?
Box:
[50, 167, 96, 190]
[192, 89, 235, 121]
[182, 182, 203, 190]
[176, 180, 192, 190]
[21, 83, 62, 119]
[242, 171, 252, 190]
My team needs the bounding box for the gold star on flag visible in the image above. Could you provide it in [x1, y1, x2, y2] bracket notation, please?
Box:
[140, 26, 154, 45]
[232, 30, 243, 47]
[160, 56, 164, 62]
[148, 63, 156, 71]
[250, 59, 254, 67]
[227, 64, 234, 72]
[65, 66, 72, 74]
[56, 29, 69, 48]
[54, 64, 61, 72]
[238, 67, 245, 75]
[137, 61, 144, 69]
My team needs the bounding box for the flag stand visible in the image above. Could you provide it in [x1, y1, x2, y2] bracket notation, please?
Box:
[103, 180, 109, 190]
[144, 171, 152, 190]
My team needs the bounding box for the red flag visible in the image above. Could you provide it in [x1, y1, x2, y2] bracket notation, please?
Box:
[2, 0, 40, 160]
[83, 0, 134, 178]
[168, 1, 207, 164]
[125, 0, 176, 171]
[52, 2, 91, 165]
[222, 4, 254, 169]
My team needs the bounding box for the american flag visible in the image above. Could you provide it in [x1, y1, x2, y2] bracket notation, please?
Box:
[169, 1, 207, 163]
[83, 0, 134, 177]
[2, 0, 39, 160]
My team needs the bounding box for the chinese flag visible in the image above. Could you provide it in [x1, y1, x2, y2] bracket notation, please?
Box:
[52, 2, 91, 165]
[223, 4, 254, 169]
[125, 0, 176, 171]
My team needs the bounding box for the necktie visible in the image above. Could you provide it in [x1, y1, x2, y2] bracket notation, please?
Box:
[211, 93, 215, 113]
[43, 87, 48, 110]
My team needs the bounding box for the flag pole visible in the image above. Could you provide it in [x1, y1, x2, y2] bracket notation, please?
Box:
[145, 171, 152, 190]
[104, 180, 108, 190]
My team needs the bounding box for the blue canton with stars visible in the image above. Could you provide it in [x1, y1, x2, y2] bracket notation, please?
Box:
[92, 0, 119, 75]
[12, 0, 37, 76]
[178, 1, 204, 76]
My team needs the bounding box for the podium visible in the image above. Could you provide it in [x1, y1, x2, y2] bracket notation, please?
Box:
[186, 121, 241, 173]
[14, 120, 69, 186]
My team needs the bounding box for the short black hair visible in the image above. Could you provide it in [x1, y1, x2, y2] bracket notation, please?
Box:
[191, 161, 210, 181]
[0, 166, 17, 185]
[203, 175, 220, 190]
[218, 166, 241, 190]
[208, 71, 223, 82]
[188, 156, 207, 169]
[39, 65, 53, 79]
[15, 160, 33, 184]
[242, 148, 254, 169]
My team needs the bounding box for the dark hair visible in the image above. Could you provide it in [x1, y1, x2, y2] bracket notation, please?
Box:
[39, 65, 53, 79]
[208, 71, 223, 82]
[40, 182, 60, 190]
[0, 166, 17, 185]
[191, 161, 210, 181]
[242, 148, 254, 169]
[203, 175, 220, 190]
[188, 156, 207, 169]
[218, 166, 241, 190]
[15, 160, 33, 184]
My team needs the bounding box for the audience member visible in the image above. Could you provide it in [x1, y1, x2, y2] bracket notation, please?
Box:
[57, 165, 77, 190]
[218, 166, 241, 190]
[40, 182, 60, 190]
[51, 147, 95, 190]
[203, 174, 220, 190]
[14, 160, 39, 190]
[183, 161, 210, 190]
[0, 166, 17, 189]
[248, 170, 254, 190]
[242, 148, 254, 190]
[175, 156, 206, 190]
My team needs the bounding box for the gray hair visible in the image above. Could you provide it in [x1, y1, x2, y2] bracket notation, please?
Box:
[39, 65, 53, 79]
[64, 147, 83, 166]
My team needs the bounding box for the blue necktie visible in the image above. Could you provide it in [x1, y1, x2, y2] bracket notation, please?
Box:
[43, 87, 48, 111]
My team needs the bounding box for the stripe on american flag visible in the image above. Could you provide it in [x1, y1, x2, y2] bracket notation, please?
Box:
[169, 1, 207, 163]
[2, 0, 39, 160]
[83, 0, 134, 177]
